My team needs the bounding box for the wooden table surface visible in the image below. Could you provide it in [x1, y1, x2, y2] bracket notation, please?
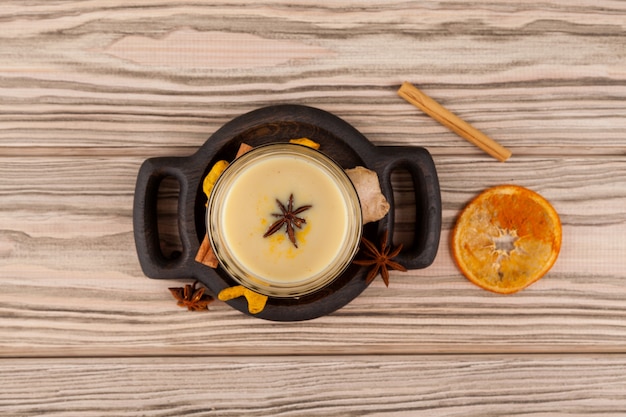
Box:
[1, 1, 625, 415]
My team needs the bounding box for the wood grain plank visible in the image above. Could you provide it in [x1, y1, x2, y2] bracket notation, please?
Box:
[1, 355, 626, 416]
[1, 155, 625, 356]
[0, 1, 624, 155]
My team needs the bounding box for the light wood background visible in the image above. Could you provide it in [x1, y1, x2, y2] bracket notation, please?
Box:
[1, 1, 625, 415]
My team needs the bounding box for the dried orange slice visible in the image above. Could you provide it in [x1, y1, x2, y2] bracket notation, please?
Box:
[452, 185, 561, 294]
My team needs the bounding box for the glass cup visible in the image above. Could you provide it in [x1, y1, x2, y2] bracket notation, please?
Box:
[207, 143, 363, 298]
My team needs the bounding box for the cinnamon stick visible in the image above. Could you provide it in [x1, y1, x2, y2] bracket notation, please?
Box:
[235, 142, 253, 158]
[195, 235, 218, 268]
[397, 81, 512, 162]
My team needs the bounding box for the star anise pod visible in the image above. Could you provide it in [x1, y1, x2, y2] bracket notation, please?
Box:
[263, 193, 312, 248]
[168, 280, 213, 311]
[354, 230, 407, 287]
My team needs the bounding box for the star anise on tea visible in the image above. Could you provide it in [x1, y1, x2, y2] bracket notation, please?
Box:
[168, 280, 213, 311]
[263, 194, 312, 248]
[354, 230, 407, 287]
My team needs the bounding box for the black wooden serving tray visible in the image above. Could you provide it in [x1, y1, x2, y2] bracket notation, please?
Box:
[133, 105, 441, 321]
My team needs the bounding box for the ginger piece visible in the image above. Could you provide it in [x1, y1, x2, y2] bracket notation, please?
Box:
[345, 166, 390, 224]
[218, 285, 268, 314]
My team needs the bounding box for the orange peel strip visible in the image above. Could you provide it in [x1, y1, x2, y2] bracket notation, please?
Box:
[289, 137, 321, 149]
[202, 160, 229, 201]
[218, 285, 269, 314]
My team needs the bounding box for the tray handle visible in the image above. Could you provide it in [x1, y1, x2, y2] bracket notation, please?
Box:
[375, 146, 441, 269]
[133, 157, 195, 279]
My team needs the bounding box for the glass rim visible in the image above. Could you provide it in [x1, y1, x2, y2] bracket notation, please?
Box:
[206, 143, 363, 298]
